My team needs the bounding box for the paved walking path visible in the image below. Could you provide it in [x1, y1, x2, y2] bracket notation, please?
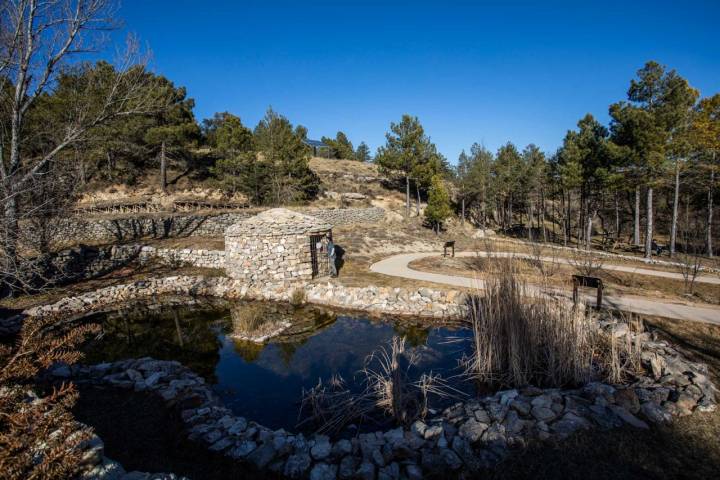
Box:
[370, 251, 720, 325]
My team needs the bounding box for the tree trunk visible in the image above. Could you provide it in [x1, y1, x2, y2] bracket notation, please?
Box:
[160, 141, 168, 192]
[461, 197, 465, 225]
[540, 189, 547, 242]
[670, 159, 680, 257]
[634, 186, 641, 245]
[416, 183, 421, 216]
[405, 175, 410, 217]
[645, 187, 653, 259]
[614, 191, 620, 241]
[527, 201, 533, 241]
[708, 164, 715, 258]
[586, 208, 595, 251]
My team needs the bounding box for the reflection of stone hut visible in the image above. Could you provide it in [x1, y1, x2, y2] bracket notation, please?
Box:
[225, 208, 333, 283]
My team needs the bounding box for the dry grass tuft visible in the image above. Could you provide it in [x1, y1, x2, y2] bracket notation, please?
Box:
[463, 259, 640, 388]
[298, 336, 460, 435]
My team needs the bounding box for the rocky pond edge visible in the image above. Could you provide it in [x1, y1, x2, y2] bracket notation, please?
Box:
[7, 275, 719, 479]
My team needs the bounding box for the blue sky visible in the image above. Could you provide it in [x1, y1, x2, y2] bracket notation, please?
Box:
[116, 0, 720, 163]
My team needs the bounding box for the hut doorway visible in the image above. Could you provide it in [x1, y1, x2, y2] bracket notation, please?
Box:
[309, 233, 329, 278]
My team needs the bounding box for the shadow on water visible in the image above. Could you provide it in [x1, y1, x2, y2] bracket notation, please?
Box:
[82, 297, 473, 431]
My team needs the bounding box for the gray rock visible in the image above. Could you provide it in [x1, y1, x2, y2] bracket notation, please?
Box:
[423, 424, 443, 440]
[310, 463, 338, 480]
[589, 405, 623, 429]
[378, 462, 400, 480]
[332, 439, 353, 457]
[405, 463, 423, 480]
[487, 402, 508, 422]
[81, 456, 126, 480]
[383, 427, 404, 444]
[530, 395, 552, 408]
[473, 407, 491, 423]
[247, 441, 276, 469]
[439, 448, 463, 470]
[608, 405, 649, 429]
[551, 412, 591, 437]
[675, 393, 697, 414]
[531, 406, 556, 422]
[614, 388, 640, 414]
[510, 399, 531, 416]
[227, 440, 257, 460]
[458, 418, 487, 443]
[338, 455, 358, 480]
[371, 447, 385, 467]
[641, 402, 672, 423]
[311, 435, 332, 460]
[283, 453, 312, 479]
[411, 420, 427, 437]
[208, 436, 234, 452]
[355, 461, 376, 480]
[499, 389, 519, 405]
[503, 410, 525, 434]
[481, 423, 507, 445]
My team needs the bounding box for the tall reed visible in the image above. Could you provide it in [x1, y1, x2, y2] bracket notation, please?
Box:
[463, 259, 596, 387]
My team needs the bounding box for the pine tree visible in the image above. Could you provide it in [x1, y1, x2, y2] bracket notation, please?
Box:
[355, 142, 372, 162]
[425, 175, 452, 233]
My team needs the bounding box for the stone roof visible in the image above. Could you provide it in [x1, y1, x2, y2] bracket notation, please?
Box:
[225, 208, 332, 237]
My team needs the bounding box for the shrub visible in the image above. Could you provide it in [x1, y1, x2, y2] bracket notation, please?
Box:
[0, 315, 100, 479]
[290, 288, 306, 306]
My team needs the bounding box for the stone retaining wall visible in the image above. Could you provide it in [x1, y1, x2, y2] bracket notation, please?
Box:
[138, 246, 226, 270]
[22, 276, 468, 321]
[56, 207, 385, 243]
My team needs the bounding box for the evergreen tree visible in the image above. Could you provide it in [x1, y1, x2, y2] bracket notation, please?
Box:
[143, 77, 200, 192]
[425, 175, 452, 233]
[375, 115, 440, 216]
[493, 142, 524, 228]
[355, 142, 372, 162]
[610, 61, 698, 258]
[253, 108, 319, 204]
[202, 112, 253, 156]
[691, 94, 720, 256]
[321, 131, 355, 159]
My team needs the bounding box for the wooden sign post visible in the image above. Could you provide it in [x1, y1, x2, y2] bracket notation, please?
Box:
[572, 275, 604, 309]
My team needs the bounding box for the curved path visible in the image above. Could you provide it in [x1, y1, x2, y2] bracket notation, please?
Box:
[370, 251, 720, 325]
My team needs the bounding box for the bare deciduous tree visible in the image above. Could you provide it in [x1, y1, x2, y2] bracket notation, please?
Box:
[0, 0, 167, 293]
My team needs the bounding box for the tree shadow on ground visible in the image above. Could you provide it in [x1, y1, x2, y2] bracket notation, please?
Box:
[480, 415, 720, 480]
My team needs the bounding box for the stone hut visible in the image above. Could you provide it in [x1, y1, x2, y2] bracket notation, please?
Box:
[225, 208, 333, 283]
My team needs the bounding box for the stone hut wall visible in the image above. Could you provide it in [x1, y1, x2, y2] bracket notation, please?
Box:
[225, 232, 326, 283]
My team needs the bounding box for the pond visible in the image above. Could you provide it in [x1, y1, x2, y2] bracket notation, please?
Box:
[81, 298, 474, 431]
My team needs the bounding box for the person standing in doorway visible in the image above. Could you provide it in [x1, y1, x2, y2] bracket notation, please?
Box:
[326, 234, 337, 277]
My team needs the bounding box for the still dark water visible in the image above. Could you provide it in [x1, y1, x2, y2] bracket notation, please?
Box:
[81, 298, 473, 430]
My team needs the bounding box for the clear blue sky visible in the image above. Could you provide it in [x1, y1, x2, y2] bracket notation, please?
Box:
[116, 0, 720, 163]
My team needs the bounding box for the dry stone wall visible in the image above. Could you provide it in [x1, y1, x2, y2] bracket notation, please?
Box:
[57, 207, 384, 243]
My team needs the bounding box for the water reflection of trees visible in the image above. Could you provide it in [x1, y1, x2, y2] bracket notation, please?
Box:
[393, 322, 430, 347]
[83, 300, 226, 381]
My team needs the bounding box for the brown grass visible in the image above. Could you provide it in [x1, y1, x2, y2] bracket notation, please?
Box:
[462, 260, 641, 388]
